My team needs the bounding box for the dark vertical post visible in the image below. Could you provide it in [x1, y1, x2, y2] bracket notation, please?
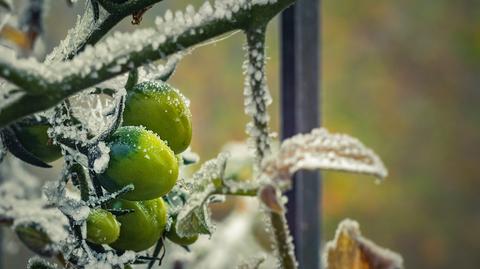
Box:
[280, 0, 321, 268]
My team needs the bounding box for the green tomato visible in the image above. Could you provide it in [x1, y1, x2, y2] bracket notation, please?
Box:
[86, 209, 120, 245]
[98, 126, 179, 201]
[123, 81, 192, 154]
[15, 124, 62, 163]
[165, 217, 198, 246]
[108, 198, 168, 251]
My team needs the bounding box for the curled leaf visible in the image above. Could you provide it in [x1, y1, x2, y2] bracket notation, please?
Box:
[263, 128, 388, 181]
[324, 219, 403, 269]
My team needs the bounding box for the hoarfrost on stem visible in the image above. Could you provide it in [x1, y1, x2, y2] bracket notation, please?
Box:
[243, 26, 272, 170]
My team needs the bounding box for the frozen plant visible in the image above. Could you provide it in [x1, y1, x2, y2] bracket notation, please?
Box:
[0, 0, 400, 269]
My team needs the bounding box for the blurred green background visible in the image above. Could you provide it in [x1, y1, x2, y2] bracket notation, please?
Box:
[4, 0, 480, 268]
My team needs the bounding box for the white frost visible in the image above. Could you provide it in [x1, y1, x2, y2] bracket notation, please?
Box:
[93, 141, 110, 174]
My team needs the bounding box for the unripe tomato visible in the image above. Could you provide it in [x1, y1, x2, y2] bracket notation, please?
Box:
[86, 209, 120, 245]
[165, 217, 198, 246]
[15, 124, 62, 163]
[123, 81, 192, 154]
[98, 126, 178, 201]
[109, 198, 167, 251]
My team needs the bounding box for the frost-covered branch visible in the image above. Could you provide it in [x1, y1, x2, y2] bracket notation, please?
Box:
[0, 0, 295, 127]
[269, 211, 297, 269]
[244, 25, 272, 167]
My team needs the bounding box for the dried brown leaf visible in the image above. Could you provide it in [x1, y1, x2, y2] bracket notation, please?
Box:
[324, 219, 403, 269]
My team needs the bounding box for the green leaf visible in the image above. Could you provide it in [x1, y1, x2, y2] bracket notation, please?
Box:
[176, 196, 213, 236]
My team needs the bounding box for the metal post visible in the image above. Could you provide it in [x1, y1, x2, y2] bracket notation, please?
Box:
[280, 0, 321, 268]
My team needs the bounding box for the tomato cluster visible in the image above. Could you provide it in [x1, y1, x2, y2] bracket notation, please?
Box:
[86, 81, 198, 251]
[82, 82, 198, 251]
[8, 81, 198, 253]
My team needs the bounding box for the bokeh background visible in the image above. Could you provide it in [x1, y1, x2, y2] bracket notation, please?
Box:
[1, 0, 479, 268]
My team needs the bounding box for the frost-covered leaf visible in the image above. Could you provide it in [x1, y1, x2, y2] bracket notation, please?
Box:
[176, 195, 213, 236]
[2, 127, 52, 168]
[176, 153, 229, 237]
[15, 221, 58, 257]
[263, 128, 388, 181]
[324, 219, 403, 269]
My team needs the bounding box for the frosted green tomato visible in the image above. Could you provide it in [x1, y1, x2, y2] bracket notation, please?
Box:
[98, 126, 178, 201]
[109, 198, 168, 251]
[123, 81, 192, 154]
[16, 124, 62, 163]
[86, 209, 120, 245]
[165, 217, 198, 246]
